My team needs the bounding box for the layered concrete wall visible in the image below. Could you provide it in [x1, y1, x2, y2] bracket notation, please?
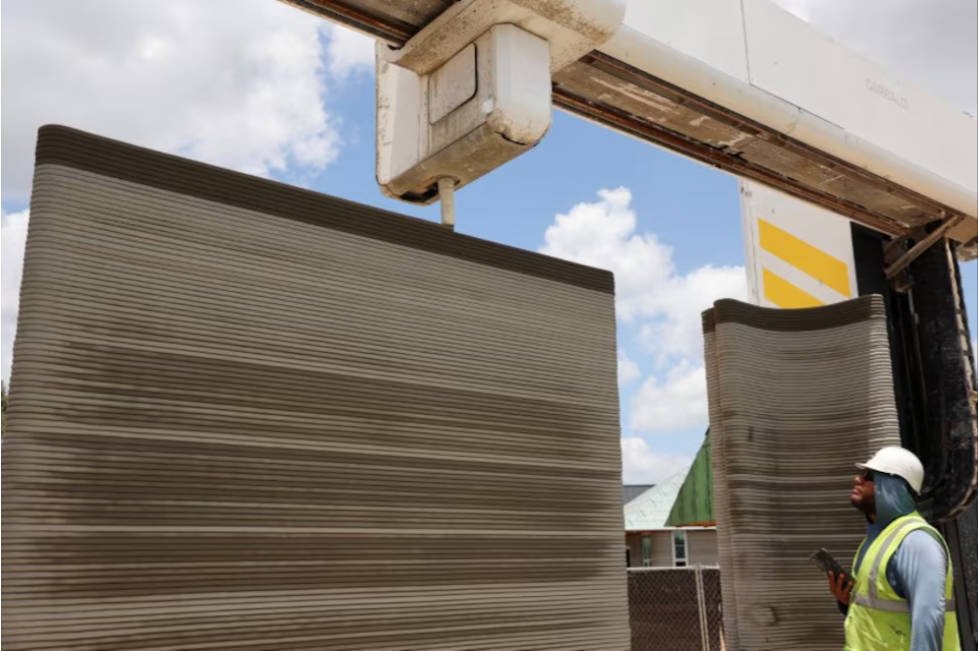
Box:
[2, 126, 628, 650]
[703, 296, 901, 650]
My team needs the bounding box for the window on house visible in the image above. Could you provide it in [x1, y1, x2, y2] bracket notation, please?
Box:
[673, 530, 687, 567]
[625, 547, 631, 567]
[641, 535, 652, 566]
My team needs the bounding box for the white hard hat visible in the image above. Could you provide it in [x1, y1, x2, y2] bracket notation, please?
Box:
[856, 446, 924, 494]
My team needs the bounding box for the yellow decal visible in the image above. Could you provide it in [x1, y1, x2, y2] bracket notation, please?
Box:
[763, 268, 825, 308]
[758, 219, 851, 297]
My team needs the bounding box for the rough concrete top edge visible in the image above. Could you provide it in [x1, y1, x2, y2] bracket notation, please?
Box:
[702, 295, 885, 333]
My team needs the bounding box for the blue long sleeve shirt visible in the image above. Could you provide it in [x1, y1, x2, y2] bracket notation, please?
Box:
[886, 529, 948, 651]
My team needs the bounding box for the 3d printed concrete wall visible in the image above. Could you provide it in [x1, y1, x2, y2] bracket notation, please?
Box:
[2, 126, 628, 650]
[703, 297, 901, 650]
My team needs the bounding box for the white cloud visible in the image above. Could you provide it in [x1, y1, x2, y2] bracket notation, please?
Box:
[540, 187, 674, 322]
[326, 25, 375, 80]
[541, 188, 746, 360]
[621, 437, 692, 484]
[638, 263, 747, 365]
[617, 348, 640, 387]
[540, 187, 745, 437]
[0, 0, 369, 201]
[2, 210, 30, 385]
[629, 361, 709, 433]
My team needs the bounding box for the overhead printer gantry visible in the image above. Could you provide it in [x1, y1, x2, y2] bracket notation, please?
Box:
[283, 0, 977, 259]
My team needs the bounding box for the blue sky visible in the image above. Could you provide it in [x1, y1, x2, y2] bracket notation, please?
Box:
[2, 0, 976, 483]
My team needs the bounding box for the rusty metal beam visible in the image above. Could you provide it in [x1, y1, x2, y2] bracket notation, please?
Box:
[581, 51, 957, 222]
[283, 0, 414, 42]
[552, 86, 906, 237]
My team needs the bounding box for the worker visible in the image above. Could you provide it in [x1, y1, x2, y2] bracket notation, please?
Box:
[826, 446, 960, 650]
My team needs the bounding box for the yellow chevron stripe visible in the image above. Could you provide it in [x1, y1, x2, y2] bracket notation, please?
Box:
[758, 219, 851, 297]
[763, 268, 824, 308]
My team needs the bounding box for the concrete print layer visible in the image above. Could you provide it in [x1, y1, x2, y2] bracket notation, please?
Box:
[703, 296, 900, 650]
[2, 129, 628, 649]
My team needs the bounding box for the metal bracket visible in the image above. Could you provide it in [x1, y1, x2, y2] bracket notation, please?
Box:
[884, 214, 965, 280]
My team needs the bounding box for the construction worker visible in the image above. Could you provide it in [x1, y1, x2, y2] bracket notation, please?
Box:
[827, 446, 959, 650]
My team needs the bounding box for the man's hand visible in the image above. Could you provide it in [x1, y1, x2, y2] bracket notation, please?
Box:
[827, 570, 854, 605]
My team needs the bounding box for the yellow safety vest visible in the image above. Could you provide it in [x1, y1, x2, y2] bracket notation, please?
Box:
[843, 512, 959, 650]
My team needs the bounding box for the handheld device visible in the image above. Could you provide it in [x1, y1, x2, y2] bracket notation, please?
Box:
[809, 547, 848, 581]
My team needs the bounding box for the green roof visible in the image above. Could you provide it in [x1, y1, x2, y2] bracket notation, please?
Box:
[665, 431, 714, 526]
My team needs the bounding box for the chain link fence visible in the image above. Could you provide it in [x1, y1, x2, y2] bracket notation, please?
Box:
[628, 566, 724, 650]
